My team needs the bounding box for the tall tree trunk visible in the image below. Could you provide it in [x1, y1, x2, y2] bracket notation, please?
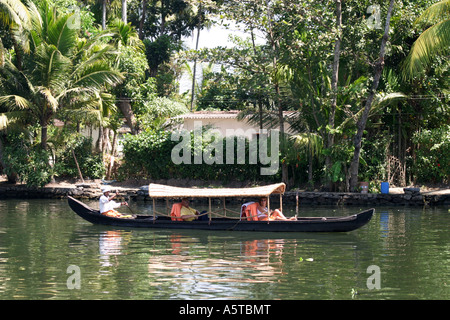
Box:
[326, 0, 342, 185]
[251, 27, 264, 130]
[160, 0, 166, 34]
[349, 0, 395, 191]
[122, 0, 127, 23]
[72, 149, 84, 183]
[258, 100, 263, 130]
[0, 39, 5, 67]
[12, 40, 22, 71]
[106, 130, 118, 180]
[119, 98, 137, 134]
[102, 127, 111, 154]
[41, 123, 48, 150]
[102, 0, 107, 30]
[139, 0, 147, 39]
[190, 22, 201, 111]
[267, 1, 286, 185]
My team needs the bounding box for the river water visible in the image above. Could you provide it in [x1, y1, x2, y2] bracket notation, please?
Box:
[0, 199, 448, 300]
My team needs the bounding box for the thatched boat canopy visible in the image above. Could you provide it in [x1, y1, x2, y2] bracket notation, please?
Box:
[148, 182, 286, 219]
[148, 183, 286, 199]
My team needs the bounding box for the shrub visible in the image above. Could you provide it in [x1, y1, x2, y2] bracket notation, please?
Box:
[2, 133, 54, 187]
[412, 125, 450, 183]
[53, 136, 105, 179]
[120, 129, 280, 183]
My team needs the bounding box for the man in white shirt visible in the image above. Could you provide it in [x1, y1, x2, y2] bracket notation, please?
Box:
[99, 187, 129, 218]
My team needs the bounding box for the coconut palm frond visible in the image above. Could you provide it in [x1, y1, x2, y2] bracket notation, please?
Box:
[337, 92, 407, 131]
[284, 111, 310, 134]
[46, 13, 78, 56]
[0, 113, 9, 130]
[403, 19, 450, 77]
[109, 18, 144, 52]
[403, 0, 450, 78]
[238, 107, 282, 131]
[37, 87, 58, 112]
[71, 44, 118, 78]
[63, 90, 117, 127]
[0, 109, 32, 130]
[34, 43, 71, 91]
[371, 92, 407, 110]
[0, 0, 31, 29]
[290, 132, 323, 158]
[0, 59, 31, 93]
[0, 94, 31, 110]
[415, 0, 450, 26]
[73, 61, 124, 89]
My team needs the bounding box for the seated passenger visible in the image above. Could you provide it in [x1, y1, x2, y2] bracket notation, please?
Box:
[243, 197, 296, 221]
[179, 198, 209, 221]
[170, 202, 183, 221]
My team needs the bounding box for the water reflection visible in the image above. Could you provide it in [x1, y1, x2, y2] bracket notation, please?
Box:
[0, 200, 448, 299]
[72, 222, 373, 299]
[144, 235, 296, 299]
[379, 211, 389, 237]
[98, 230, 131, 267]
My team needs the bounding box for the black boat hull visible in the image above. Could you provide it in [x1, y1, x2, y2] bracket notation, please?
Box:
[68, 196, 374, 232]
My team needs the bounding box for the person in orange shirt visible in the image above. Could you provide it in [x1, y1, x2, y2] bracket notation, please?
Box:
[244, 197, 296, 221]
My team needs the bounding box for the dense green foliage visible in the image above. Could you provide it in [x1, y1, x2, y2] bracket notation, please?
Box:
[2, 133, 53, 187]
[188, 0, 449, 189]
[120, 129, 279, 183]
[1, 130, 105, 186]
[0, 0, 448, 188]
[412, 125, 450, 183]
[53, 135, 105, 180]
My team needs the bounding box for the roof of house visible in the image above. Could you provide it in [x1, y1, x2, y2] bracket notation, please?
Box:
[176, 110, 298, 120]
[175, 110, 240, 120]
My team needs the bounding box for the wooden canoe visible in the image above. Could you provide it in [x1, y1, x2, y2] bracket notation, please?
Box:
[67, 196, 374, 232]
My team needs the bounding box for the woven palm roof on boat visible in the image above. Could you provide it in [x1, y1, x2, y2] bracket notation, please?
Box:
[148, 183, 286, 198]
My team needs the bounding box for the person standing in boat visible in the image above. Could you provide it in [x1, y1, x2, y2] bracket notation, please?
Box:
[244, 197, 297, 221]
[99, 187, 130, 218]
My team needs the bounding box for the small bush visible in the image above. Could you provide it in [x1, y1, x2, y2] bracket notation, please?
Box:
[2, 133, 54, 187]
[412, 125, 450, 183]
[53, 135, 105, 179]
[120, 129, 280, 183]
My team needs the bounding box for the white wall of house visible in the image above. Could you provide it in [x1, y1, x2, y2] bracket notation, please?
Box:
[176, 111, 293, 139]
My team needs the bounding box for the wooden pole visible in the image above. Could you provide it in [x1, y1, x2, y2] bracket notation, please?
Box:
[279, 194, 283, 213]
[208, 197, 212, 224]
[223, 197, 226, 217]
[152, 198, 156, 223]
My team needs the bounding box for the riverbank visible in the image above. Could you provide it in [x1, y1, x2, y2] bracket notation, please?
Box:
[0, 178, 448, 206]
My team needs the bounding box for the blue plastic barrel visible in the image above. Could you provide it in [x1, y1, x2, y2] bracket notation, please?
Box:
[381, 182, 389, 194]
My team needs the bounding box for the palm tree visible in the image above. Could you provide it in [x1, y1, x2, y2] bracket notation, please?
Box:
[403, 0, 450, 78]
[0, 0, 31, 68]
[0, 0, 29, 27]
[0, 0, 124, 150]
[107, 18, 144, 134]
[290, 133, 323, 186]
